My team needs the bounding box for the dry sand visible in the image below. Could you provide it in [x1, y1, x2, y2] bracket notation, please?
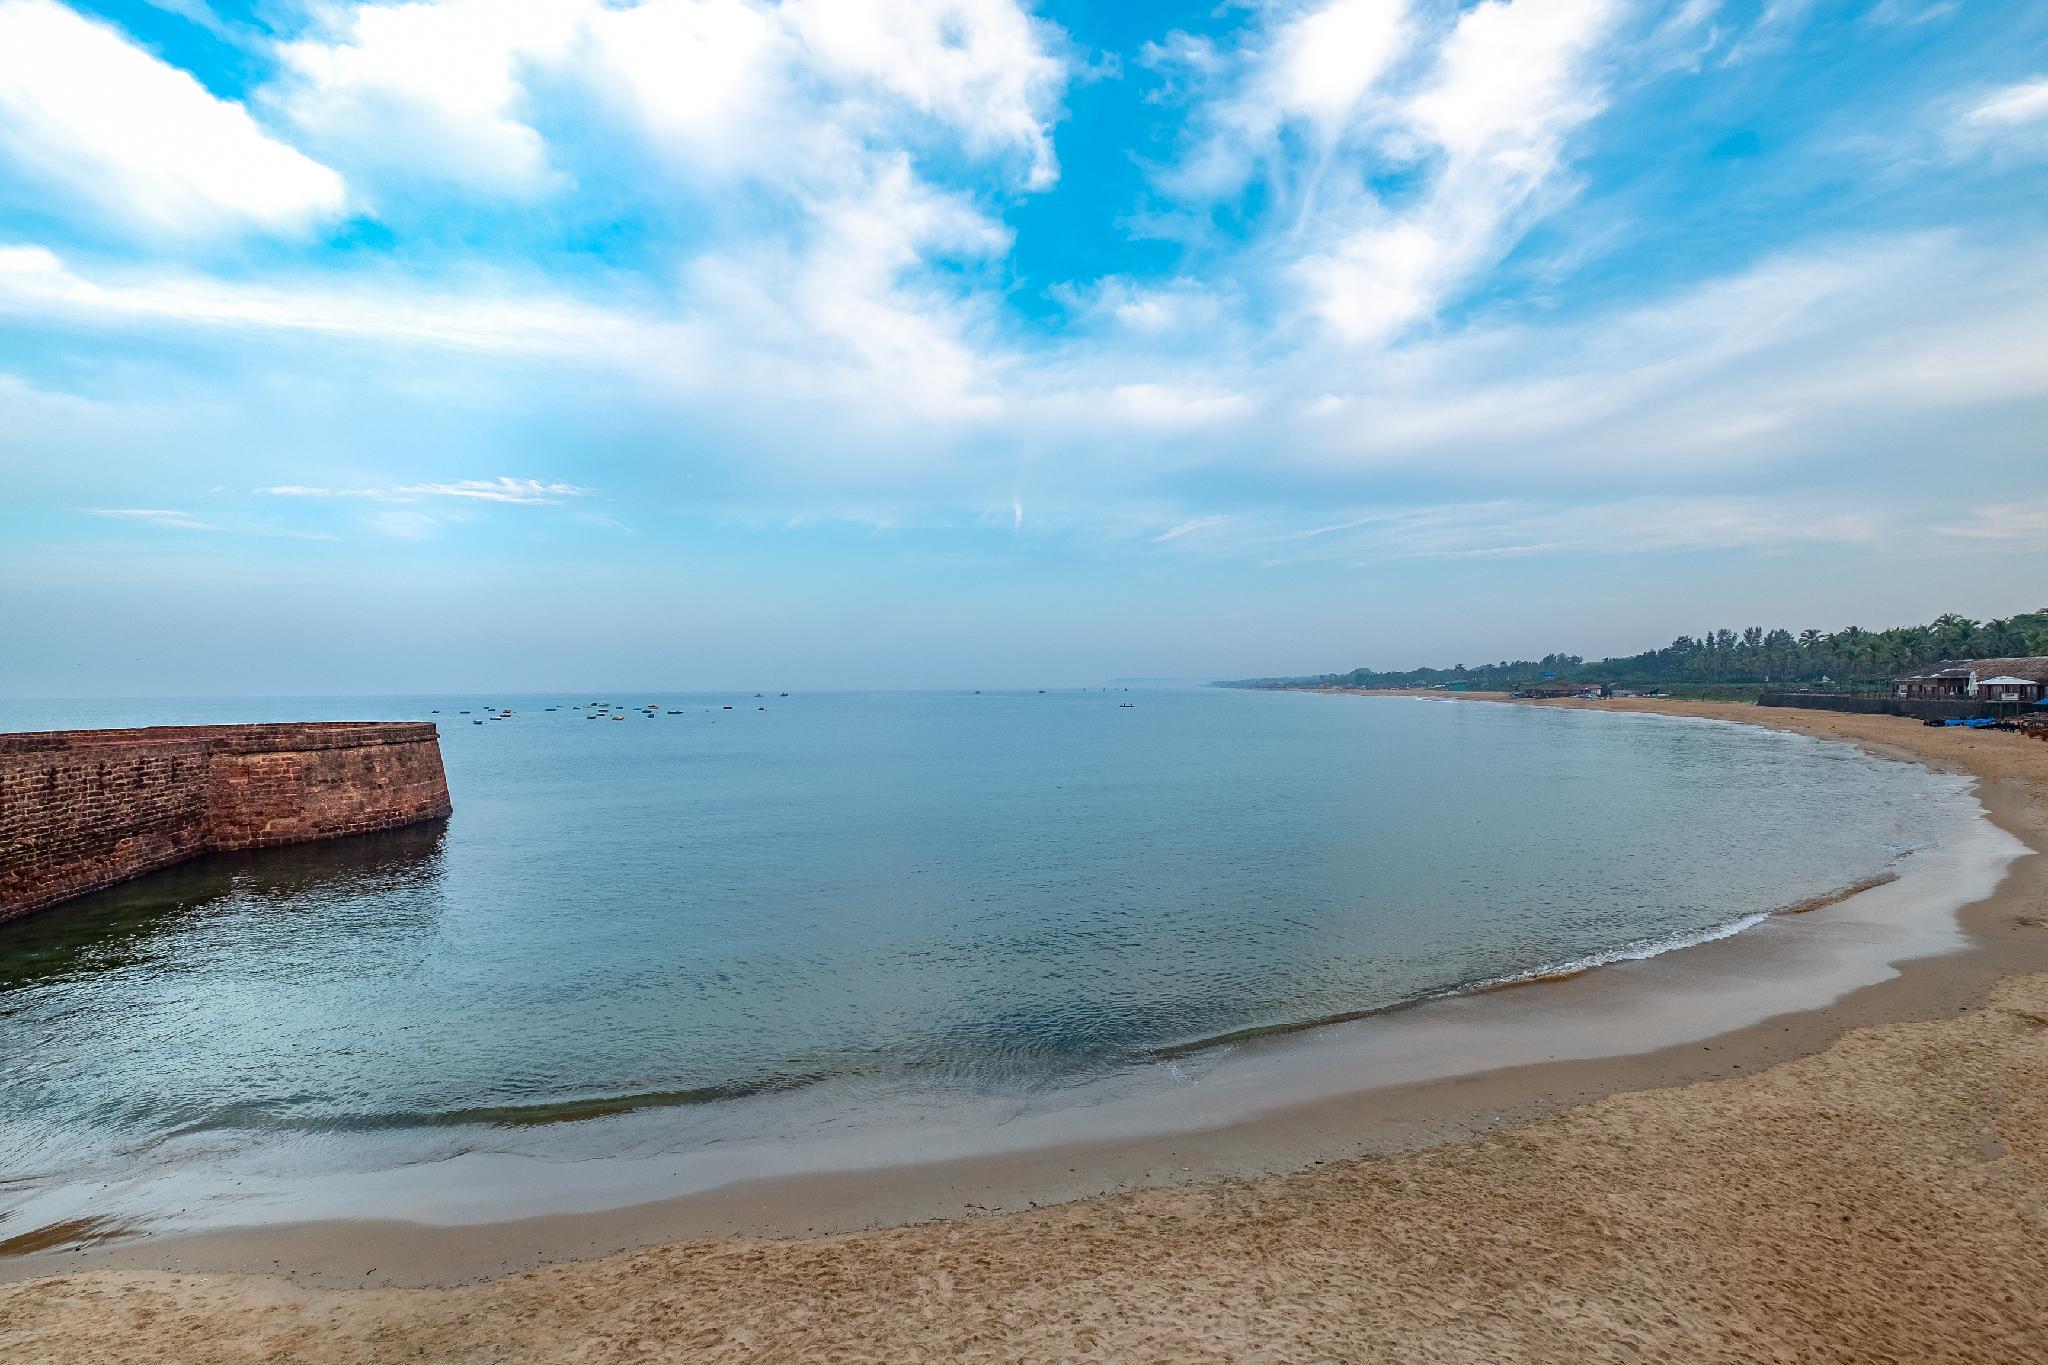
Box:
[4, 697, 2047, 1362]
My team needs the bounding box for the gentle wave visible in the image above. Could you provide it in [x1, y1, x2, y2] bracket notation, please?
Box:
[164, 1071, 834, 1136]
[1147, 869, 1903, 1062]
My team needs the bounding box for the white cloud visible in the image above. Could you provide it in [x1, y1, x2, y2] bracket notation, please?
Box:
[1142, 496, 1879, 565]
[1054, 276, 1227, 335]
[1405, 0, 1612, 156]
[259, 484, 349, 498]
[1298, 0, 1619, 342]
[402, 477, 589, 503]
[0, 234, 1003, 421]
[84, 506, 218, 530]
[1109, 382, 1255, 429]
[0, 244, 659, 356]
[1146, 0, 1622, 345]
[1933, 501, 2048, 542]
[779, 0, 1065, 188]
[1720, 0, 1818, 64]
[1962, 77, 2048, 129]
[0, 0, 345, 237]
[258, 0, 1066, 417]
[274, 0, 585, 196]
[261, 477, 591, 504]
[252, 476, 595, 539]
[271, 0, 1066, 194]
[1150, 0, 1413, 201]
[1153, 514, 1229, 542]
[575, 0, 782, 170]
[1297, 221, 1443, 345]
[1274, 0, 1413, 128]
[679, 156, 1015, 417]
[1288, 231, 2048, 468]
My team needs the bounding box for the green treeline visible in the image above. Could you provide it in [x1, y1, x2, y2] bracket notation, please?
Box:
[1221, 609, 2048, 692]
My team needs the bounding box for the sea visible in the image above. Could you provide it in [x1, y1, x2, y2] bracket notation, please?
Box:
[0, 688, 1964, 1232]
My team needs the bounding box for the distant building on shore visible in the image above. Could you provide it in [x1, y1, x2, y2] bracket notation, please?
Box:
[1513, 681, 1609, 700]
[1895, 657, 2048, 704]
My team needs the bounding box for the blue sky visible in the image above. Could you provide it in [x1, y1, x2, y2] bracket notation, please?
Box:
[1, 0, 2044, 694]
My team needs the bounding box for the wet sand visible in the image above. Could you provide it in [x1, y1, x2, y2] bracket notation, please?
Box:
[4, 697, 2047, 1361]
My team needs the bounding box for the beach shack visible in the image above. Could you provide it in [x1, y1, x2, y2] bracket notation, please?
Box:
[1513, 681, 1608, 699]
[1895, 657, 2048, 703]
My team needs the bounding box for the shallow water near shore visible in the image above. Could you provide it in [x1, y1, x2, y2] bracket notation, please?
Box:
[0, 689, 1980, 1234]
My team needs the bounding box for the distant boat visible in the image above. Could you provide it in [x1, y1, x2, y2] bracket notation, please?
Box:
[666, 709, 683, 715]
[1118, 702, 1135, 708]
[472, 719, 484, 725]
[723, 705, 733, 710]
[780, 692, 789, 697]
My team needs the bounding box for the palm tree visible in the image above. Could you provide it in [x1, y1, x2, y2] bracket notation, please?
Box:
[1930, 614, 1979, 659]
[1835, 626, 1872, 680]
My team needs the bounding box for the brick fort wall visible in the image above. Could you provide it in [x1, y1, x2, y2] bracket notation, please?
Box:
[0, 722, 451, 924]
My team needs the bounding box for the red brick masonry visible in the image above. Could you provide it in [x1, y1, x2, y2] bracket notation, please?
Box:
[0, 722, 451, 924]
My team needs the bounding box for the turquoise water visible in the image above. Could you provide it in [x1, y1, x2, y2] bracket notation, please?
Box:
[0, 690, 1943, 1195]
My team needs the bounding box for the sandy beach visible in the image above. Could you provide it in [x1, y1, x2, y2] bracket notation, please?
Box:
[4, 696, 2047, 1362]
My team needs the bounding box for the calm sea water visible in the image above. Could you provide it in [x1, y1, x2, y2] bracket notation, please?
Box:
[0, 689, 1945, 1202]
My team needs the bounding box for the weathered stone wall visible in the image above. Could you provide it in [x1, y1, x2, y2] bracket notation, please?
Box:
[0, 723, 450, 924]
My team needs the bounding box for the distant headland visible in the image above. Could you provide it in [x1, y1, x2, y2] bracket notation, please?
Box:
[1215, 608, 2048, 701]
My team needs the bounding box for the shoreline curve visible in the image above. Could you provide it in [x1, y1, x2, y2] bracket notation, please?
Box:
[4, 695, 2043, 1291]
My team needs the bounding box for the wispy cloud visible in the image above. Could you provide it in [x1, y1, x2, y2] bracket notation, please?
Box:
[1962, 76, 2048, 128]
[260, 477, 591, 505]
[0, 245, 655, 358]
[1153, 514, 1228, 543]
[1140, 496, 1881, 566]
[1933, 500, 2048, 542]
[81, 505, 343, 540]
[84, 507, 218, 530]
[575, 511, 637, 535]
[399, 478, 590, 504]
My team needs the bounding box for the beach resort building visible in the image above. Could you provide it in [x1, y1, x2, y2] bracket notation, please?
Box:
[1895, 657, 2048, 703]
